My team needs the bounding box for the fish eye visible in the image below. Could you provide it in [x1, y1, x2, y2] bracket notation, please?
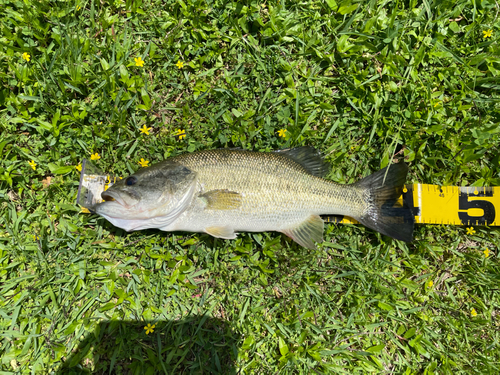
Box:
[125, 176, 137, 186]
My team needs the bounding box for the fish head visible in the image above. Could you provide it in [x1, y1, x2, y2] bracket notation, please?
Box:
[95, 160, 196, 231]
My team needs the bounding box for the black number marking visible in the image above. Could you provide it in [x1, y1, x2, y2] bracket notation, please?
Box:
[321, 214, 346, 223]
[403, 186, 420, 218]
[458, 187, 495, 225]
[378, 186, 415, 223]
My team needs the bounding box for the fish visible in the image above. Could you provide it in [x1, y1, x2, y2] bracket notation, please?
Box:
[95, 147, 414, 248]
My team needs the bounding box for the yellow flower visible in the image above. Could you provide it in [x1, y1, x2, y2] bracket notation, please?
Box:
[33, 235, 39, 240]
[144, 323, 156, 334]
[80, 207, 90, 213]
[176, 60, 184, 69]
[483, 249, 490, 258]
[90, 153, 101, 161]
[483, 29, 493, 39]
[471, 308, 477, 317]
[76, 5, 81, 10]
[134, 56, 145, 67]
[176, 129, 186, 140]
[140, 125, 152, 135]
[138, 158, 149, 167]
[426, 280, 433, 288]
[466, 227, 475, 235]
[76, 164, 82, 172]
[22, 52, 30, 62]
[277, 129, 287, 138]
[28, 160, 37, 170]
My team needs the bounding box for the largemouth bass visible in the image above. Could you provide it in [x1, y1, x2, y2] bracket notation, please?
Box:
[95, 147, 414, 248]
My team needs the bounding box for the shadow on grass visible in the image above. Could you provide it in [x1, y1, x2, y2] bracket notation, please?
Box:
[56, 315, 240, 374]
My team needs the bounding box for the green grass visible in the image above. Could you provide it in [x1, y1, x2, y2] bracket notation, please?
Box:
[1, 0, 500, 373]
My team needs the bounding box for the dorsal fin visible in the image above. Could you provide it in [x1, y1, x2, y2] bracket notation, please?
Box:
[275, 146, 330, 177]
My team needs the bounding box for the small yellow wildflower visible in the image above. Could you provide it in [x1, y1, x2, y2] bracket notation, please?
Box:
[138, 158, 149, 167]
[433, 102, 441, 108]
[483, 29, 493, 39]
[28, 160, 37, 170]
[134, 57, 145, 67]
[10, 359, 19, 370]
[22, 52, 30, 62]
[90, 153, 101, 161]
[483, 249, 490, 258]
[140, 125, 152, 135]
[144, 323, 156, 334]
[466, 227, 476, 235]
[277, 129, 287, 138]
[426, 280, 433, 288]
[33, 235, 39, 241]
[76, 164, 82, 172]
[471, 308, 477, 317]
[80, 207, 90, 213]
[176, 60, 184, 69]
[176, 129, 186, 140]
[76, 5, 81, 10]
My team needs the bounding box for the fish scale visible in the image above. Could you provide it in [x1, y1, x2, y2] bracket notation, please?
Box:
[170, 149, 364, 232]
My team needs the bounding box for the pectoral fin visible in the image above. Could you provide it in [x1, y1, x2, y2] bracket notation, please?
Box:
[200, 189, 242, 210]
[280, 215, 324, 249]
[205, 225, 237, 239]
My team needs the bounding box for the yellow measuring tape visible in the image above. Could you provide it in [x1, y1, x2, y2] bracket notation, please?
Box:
[325, 184, 499, 226]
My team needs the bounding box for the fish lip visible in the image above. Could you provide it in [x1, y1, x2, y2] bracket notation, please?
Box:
[101, 190, 128, 207]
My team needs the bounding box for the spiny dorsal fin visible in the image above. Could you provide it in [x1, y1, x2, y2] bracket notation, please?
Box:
[280, 215, 324, 249]
[205, 225, 237, 239]
[200, 189, 242, 210]
[275, 147, 330, 177]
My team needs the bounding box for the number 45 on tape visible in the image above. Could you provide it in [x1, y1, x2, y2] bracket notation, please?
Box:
[323, 184, 499, 226]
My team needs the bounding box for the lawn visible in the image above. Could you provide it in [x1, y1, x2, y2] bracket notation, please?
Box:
[1, 0, 500, 373]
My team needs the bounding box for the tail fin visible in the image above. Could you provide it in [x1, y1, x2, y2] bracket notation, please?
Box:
[354, 163, 414, 242]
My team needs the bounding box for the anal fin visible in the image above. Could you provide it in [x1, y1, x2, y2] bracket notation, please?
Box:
[205, 225, 237, 239]
[280, 215, 324, 249]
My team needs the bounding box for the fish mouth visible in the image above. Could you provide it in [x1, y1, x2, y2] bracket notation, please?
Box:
[101, 190, 127, 207]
